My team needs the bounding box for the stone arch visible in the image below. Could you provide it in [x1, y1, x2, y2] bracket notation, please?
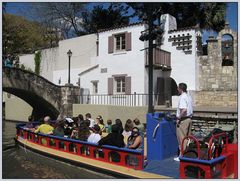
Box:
[3, 88, 59, 119]
[156, 77, 178, 106]
[217, 23, 237, 67]
[170, 78, 178, 96]
[3, 67, 80, 120]
[221, 34, 234, 66]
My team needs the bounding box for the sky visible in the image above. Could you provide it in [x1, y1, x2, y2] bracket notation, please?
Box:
[4, 2, 238, 43]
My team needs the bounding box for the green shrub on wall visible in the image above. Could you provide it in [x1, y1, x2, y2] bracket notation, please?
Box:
[34, 51, 41, 75]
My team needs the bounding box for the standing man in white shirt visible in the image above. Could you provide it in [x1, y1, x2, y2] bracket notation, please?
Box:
[174, 83, 193, 161]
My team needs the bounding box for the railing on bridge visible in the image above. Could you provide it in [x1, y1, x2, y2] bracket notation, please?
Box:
[16, 124, 144, 170]
[79, 93, 168, 106]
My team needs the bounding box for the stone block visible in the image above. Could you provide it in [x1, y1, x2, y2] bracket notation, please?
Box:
[212, 84, 219, 89]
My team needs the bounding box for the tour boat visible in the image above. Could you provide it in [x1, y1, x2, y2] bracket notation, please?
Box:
[15, 112, 238, 179]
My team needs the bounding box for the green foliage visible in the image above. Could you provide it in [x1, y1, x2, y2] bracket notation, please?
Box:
[20, 64, 25, 70]
[34, 51, 41, 75]
[3, 14, 47, 55]
[81, 3, 129, 34]
[126, 2, 227, 32]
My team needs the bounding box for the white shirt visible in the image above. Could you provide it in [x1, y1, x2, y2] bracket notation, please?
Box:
[122, 130, 132, 137]
[87, 133, 101, 144]
[176, 92, 193, 117]
[88, 118, 95, 128]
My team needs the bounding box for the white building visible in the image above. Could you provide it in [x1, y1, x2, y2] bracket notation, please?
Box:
[77, 14, 202, 106]
[16, 14, 202, 107]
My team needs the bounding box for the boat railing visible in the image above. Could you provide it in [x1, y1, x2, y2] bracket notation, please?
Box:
[16, 124, 144, 170]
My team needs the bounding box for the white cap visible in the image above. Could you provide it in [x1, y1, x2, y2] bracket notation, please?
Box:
[65, 117, 74, 123]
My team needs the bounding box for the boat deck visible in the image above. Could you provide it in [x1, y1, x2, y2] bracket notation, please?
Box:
[143, 157, 179, 178]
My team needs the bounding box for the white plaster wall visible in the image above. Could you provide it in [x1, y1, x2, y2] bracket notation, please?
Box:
[19, 54, 35, 71]
[5, 96, 33, 122]
[53, 67, 88, 86]
[40, 47, 59, 82]
[160, 14, 198, 91]
[80, 66, 100, 94]
[57, 34, 97, 70]
[96, 24, 146, 94]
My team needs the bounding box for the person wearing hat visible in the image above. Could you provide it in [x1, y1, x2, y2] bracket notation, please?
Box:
[87, 124, 102, 144]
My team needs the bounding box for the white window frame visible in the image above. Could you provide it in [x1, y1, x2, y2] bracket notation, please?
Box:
[115, 34, 126, 52]
[114, 76, 125, 94]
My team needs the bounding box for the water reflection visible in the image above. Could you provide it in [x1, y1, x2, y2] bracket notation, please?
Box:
[2, 120, 115, 179]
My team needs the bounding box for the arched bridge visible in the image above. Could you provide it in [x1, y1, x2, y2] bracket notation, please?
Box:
[3, 67, 80, 119]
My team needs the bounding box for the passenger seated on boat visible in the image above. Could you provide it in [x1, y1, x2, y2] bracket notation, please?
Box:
[85, 113, 95, 128]
[70, 127, 79, 139]
[127, 127, 143, 151]
[122, 119, 134, 137]
[87, 124, 101, 144]
[72, 117, 79, 128]
[34, 116, 54, 135]
[115, 119, 124, 134]
[104, 119, 112, 133]
[133, 118, 145, 133]
[98, 124, 125, 148]
[77, 114, 84, 127]
[64, 117, 75, 137]
[53, 119, 65, 137]
[78, 121, 91, 141]
[25, 115, 34, 130]
[96, 115, 105, 132]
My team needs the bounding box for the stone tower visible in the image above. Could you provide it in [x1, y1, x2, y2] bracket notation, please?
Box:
[195, 23, 237, 107]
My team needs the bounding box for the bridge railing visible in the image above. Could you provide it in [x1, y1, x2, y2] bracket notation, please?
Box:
[16, 124, 144, 170]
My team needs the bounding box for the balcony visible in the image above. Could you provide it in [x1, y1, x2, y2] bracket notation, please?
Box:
[145, 48, 171, 71]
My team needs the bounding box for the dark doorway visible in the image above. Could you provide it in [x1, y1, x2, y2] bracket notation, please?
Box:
[156, 77, 178, 106]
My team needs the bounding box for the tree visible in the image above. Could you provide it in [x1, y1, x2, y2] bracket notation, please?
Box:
[30, 2, 86, 38]
[126, 2, 226, 32]
[3, 14, 47, 55]
[81, 3, 129, 34]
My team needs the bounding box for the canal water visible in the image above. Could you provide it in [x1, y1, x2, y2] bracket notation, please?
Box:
[2, 120, 115, 179]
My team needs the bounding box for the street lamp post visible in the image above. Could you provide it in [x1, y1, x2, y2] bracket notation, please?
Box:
[139, 5, 163, 113]
[67, 50, 72, 85]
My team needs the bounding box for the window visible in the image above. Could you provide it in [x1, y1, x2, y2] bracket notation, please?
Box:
[108, 76, 131, 95]
[92, 81, 98, 94]
[108, 32, 131, 54]
[115, 77, 125, 93]
[115, 34, 126, 51]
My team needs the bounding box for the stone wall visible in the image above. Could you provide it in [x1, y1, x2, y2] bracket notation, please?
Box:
[196, 24, 237, 107]
[193, 90, 237, 107]
[61, 86, 80, 117]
